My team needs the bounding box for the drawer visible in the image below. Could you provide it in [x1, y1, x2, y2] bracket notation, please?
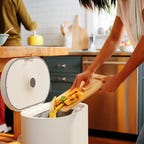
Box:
[43, 56, 82, 73]
[50, 74, 75, 82]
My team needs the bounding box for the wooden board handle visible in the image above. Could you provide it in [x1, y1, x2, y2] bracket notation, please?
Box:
[74, 15, 79, 25]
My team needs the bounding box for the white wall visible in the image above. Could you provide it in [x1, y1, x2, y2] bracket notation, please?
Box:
[86, 7, 116, 35]
[21, 0, 116, 47]
[21, 0, 87, 46]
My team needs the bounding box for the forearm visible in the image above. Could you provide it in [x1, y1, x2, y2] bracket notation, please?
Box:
[87, 16, 124, 74]
[117, 36, 144, 82]
[87, 34, 121, 73]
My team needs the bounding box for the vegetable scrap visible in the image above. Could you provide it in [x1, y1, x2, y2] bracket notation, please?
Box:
[49, 88, 84, 118]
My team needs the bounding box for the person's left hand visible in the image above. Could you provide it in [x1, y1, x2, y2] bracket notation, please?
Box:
[99, 75, 122, 93]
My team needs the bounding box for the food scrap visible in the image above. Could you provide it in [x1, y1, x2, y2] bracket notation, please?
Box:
[48, 88, 84, 118]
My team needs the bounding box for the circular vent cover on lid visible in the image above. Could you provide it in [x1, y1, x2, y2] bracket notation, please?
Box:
[1, 57, 50, 111]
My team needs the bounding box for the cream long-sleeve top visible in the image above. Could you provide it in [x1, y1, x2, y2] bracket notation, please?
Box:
[117, 0, 144, 47]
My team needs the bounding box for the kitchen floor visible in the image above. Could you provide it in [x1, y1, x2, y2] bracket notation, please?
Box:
[89, 136, 136, 144]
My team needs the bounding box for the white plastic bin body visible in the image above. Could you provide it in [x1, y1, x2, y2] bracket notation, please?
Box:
[21, 102, 88, 144]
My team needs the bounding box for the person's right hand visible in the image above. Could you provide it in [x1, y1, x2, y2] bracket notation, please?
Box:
[71, 70, 92, 90]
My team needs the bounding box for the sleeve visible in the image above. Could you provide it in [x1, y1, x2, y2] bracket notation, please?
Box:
[16, 0, 38, 31]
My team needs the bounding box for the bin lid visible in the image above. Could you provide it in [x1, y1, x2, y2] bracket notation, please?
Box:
[1, 57, 50, 111]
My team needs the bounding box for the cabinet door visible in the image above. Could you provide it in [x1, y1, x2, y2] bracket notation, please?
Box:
[43, 56, 82, 73]
[43, 56, 82, 102]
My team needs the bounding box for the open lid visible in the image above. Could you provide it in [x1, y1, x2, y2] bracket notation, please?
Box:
[1, 57, 50, 111]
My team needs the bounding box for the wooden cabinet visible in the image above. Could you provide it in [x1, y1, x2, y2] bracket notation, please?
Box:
[82, 56, 138, 134]
[43, 56, 82, 101]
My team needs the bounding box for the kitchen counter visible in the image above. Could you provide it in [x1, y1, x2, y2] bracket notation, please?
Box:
[69, 49, 132, 57]
[0, 47, 132, 72]
[0, 46, 68, 58]
[0, 46, 68, 72]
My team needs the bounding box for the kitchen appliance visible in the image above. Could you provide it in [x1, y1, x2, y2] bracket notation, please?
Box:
[0, 57, 88, 144]
[82, 55, 138, 135]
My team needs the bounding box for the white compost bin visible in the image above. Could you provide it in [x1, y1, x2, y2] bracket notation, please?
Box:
[0, 57, 88, 144]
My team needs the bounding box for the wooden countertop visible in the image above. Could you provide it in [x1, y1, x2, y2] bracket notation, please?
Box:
[0, 46, 131, 58]
[0, 46, 68, 58]
[69, 49, 132, 57]
[0, 46, 68, 72]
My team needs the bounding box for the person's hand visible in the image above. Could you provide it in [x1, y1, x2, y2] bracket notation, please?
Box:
[99, 75, 122, 93]
[71, 70, 92, 90]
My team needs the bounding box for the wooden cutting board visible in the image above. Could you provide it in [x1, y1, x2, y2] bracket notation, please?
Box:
[60, 74, 104, 112]
[72, 15, 89, 50]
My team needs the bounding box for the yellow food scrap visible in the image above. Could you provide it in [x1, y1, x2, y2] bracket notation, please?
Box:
[64, 97, 78, 105]
[49, 111, 56, 118]
[49, 88, 84, 118]
[49, 96, 57, 118]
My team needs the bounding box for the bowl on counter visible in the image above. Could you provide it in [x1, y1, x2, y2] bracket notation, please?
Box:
[0, 34, 9, 46]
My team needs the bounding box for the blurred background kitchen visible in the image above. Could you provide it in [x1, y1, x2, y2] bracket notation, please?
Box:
[21, 0, 133, 53]
[21, 0, 119, 48]
[21, 0, 86, 46]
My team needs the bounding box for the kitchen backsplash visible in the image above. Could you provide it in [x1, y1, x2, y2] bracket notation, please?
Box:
[22, 0, 87, 46]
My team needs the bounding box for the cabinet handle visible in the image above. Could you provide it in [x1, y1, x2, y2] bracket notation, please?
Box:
[56, 77, 66, 81]
[56, 64, 66, 68]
